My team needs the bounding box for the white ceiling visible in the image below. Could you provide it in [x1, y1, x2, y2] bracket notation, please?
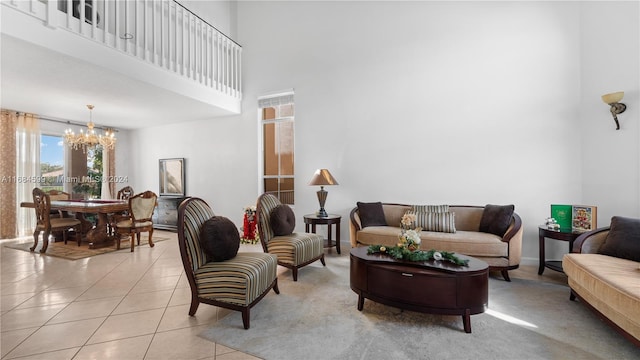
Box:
[1, 35, 236, 130]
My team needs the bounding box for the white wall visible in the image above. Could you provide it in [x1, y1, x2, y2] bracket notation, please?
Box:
[579, 2, 640, 224]
[130, 1, 639, 265]
[128, 114, 256, 225]
[235, 1, 584, 263]
[178, 0, 236, 39]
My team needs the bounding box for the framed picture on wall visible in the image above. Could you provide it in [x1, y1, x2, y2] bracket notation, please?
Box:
[572, 205, 597, 233]
[159, 158, 185, 197]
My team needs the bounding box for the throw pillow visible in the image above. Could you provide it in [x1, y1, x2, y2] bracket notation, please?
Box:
[479, 204, 515, 236]
[410, 211, 456, 233]
[411, 205, 449, 213]
[599, 216, 640, 262]
[270, 204, 296, 236]
[357, 202, 387, 228]
[199, 216, 240, 262]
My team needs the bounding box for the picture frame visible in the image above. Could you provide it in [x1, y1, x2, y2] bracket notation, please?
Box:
[159, 158, 185, 197]
[572, 205, 597, 233]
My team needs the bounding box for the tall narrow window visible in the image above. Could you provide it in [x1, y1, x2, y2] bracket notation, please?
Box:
[260, 92, 294, 205]
[39, 135, 64, 192]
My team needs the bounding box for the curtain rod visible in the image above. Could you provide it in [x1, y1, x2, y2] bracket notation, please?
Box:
[13, 111, 119, 133]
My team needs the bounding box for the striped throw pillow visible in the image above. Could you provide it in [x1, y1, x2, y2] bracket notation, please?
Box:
[411, 205, 449, 213]
[410, 211, 456, 233]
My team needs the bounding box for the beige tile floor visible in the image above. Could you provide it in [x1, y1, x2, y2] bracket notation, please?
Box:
[0, 230, 261, 360]
[1, 231, 568, 360]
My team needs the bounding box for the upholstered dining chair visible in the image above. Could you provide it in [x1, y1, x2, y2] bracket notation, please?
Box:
[177, 197, 279, 329]
[115, 190, 157, 252]
[256, 193, 326, 281]
[46, 189, 71, 218]
[117, 186, 135, 200]
[47, 189, 70, 201]
[31, 188, 82, 253]
[111, 186, 135, 238]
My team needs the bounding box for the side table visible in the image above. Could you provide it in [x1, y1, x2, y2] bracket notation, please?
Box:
[538, 226, 581, 275]
[304, 214, 341, 254]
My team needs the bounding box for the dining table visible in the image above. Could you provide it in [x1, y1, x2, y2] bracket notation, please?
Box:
[21, 199, 129, 249]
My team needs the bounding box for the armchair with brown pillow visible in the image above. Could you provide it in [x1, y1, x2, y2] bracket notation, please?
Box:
[178, 197, 279, 329]
[256, 193, 326, 281]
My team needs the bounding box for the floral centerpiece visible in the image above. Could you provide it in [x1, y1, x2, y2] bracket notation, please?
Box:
[367, 212, 469, 266]
[240, 205, 260, 245]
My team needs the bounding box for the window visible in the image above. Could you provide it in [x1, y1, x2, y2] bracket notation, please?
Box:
[39, 134, 64, 192]
[39, 133, 103, 199]
[71, 147, 103, 199]
[260, 92, 295, 205]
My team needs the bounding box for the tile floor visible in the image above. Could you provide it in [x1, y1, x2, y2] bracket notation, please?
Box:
[1, 230, 262, 360]
[1, 231, 568, 360]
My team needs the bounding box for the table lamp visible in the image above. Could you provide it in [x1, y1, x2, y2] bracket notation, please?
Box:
[308, 169, 339, 217]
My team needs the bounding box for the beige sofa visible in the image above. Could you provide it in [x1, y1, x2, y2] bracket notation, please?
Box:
[562, 224, 640, 346]
[349, 204, 523, 281]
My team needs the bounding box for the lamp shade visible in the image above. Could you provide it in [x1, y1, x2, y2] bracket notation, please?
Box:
[308, 169, 339, 186]
[602, 91, 624, 104]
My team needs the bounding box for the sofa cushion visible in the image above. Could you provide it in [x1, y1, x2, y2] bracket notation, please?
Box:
[356, 226, 507, 257]
[270, 204, 296, 236]
[195, 252, 278, 305]
[479, 204, 514, 236]
[563, 253, 640, 341]
[409, 211, 456, 233]
[199, 216, 240, 262]
[411, 204, 449, 213]
[599, 216, 640, 262]
[357, 202, 387, 228]
[267, 232, 324, 265]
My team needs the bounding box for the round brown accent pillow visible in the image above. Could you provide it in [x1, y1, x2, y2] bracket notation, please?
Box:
[199, 216, 240, 262]
[270, 204, 296, 236]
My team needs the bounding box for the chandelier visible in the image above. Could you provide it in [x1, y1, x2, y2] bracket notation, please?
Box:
[64, 105, 116, 151]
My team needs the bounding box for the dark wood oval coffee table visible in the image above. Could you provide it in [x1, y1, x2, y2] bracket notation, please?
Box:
[350, 246, 489, 333]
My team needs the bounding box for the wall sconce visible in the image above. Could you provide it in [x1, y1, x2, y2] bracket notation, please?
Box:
[601, 91, 626, 130]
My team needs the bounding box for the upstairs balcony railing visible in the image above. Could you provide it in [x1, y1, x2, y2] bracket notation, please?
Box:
[4, 0, 241, 98]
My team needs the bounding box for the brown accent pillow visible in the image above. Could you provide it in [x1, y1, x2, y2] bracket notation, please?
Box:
[199, 216, 240, 262]
[599, 216, 640, 262]
[357, 202, 387, 228]
[270, 204, 296, 236]
[479, 204, 514, 236]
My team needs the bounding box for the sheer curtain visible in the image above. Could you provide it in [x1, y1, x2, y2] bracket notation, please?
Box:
[101, 147, 115, 199]
[16, 113, 40, 236]
[0, 111, 17, 238]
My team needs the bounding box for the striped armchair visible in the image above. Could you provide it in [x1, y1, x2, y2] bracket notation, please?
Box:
[256, 193, 326, 281]
[177, 197, 279, 329]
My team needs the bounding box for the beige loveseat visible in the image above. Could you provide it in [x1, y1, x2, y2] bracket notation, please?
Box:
[349, 204, 523, 281]
[562, 221, 640, 346]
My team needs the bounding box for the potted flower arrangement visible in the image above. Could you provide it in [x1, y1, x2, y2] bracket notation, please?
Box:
[367, 212, 469, 266]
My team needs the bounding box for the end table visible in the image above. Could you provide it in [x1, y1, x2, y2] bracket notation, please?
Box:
[304, 214, 341, 254]
[538, 226, 581, 275]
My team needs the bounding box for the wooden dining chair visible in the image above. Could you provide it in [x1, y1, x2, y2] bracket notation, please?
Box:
[110, 186, 135, 237]
[46, 189, 71, 218]
[31, 188, 82, 253]
[117, 186, 135, 200]
[115, 190, 157, 252]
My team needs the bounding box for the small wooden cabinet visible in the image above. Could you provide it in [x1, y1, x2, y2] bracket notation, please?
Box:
[153, 197, 188, 231]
